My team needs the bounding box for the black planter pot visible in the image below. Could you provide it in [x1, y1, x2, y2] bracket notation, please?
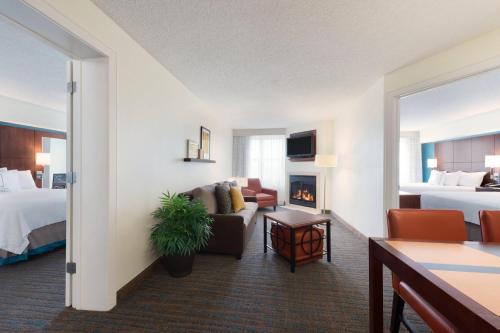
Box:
[161, 253, 195, 277]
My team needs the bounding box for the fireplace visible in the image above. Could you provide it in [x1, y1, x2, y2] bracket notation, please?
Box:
[289, 175, 317, 208]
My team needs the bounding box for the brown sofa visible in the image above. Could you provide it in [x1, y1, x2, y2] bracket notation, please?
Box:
[183, 184, 258, 259]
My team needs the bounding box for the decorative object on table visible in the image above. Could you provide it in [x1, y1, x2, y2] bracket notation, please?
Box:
[200, 126, 211, 159]
[187, 140, 199, 159]
[198, 148, 204, 159]
[151, 192, 213, 277]
[427, 158, 437, 169]
[52, 173, 66, 189]
[485, 155, 500, 183]
[314, 154, 337, 214]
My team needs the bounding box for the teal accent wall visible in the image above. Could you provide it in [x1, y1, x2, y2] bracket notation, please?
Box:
[421, 143, 435, 182]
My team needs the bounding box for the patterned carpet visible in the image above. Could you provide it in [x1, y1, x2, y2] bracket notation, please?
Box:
[0, 208, 429, 332]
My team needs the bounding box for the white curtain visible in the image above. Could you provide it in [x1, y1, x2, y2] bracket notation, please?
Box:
[399, 131, 422, 184]
[232, 135, 286, 203]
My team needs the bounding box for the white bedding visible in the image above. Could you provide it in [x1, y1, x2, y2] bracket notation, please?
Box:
[421, 192, 500, 225]
[0, 189, 66, 254]
[400, 183, 475, 195]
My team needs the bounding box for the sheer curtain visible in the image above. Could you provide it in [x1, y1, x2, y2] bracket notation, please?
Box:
[399, 131, 422, 184]
[233, 134, 286, 203]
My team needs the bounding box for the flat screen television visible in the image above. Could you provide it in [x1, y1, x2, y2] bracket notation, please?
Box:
[287, 135, 314, 157]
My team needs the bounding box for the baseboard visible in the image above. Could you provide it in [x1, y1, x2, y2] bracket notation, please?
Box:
[117, 257, 161, 301]
[330, 211, 368, 241]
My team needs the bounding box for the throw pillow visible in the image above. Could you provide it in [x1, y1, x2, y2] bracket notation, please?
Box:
[229, 186, 246, 213]
[192, 185, 217, 214]
[215, 184, 233, 214]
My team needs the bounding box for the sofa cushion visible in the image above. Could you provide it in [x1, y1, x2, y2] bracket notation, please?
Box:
[229, 186, 246, 213]
[230, 202, 258, 226]
[192, 185, 217, 214]
[256, 193, 274, 201]
[215, 184, 233, 214]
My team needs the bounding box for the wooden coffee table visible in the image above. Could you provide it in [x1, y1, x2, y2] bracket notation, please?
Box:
[263, 210, 331, 273]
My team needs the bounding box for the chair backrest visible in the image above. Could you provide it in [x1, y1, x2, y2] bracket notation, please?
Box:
[246, 178, 262, 193]
[479, 210, 500, 242]
[387, 209, 467, 241]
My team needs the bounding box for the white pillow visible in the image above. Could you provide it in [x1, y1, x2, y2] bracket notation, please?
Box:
[428, 170, 445, 185]
[458, 171, 486, 187]
[0, 168, 8, 192]
[443, 172, 461, 186]
[5, 170, 21, 192]
[17, 170, 37, 190]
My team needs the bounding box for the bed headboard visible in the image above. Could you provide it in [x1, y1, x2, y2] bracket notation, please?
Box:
[434, 134, 499, 186]
[0, 123, 66, 187]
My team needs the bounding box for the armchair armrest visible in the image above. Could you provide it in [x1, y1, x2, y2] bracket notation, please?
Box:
[262, 187, 277, 198]
[241, 188, 257, 196]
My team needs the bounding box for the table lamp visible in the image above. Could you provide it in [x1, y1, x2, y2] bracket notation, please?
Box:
[427, 158, 437, 169]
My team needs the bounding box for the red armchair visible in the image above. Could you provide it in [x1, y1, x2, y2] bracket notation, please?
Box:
[242, 178, 277, 211]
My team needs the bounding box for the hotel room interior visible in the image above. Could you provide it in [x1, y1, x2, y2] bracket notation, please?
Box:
[1, 1, 500, 332]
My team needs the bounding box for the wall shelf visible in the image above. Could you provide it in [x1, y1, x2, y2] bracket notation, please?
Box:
[183, 158, 216, 163]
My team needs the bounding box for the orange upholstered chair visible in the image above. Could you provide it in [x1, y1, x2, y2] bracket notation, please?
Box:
[387, 209, 467, 333]
[479, 210, 500, 242]
[241, 178, 277, 210]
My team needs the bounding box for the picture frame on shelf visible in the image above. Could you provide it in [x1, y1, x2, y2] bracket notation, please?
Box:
[200, 126, 211, 159]
[187, 140, 199, 159]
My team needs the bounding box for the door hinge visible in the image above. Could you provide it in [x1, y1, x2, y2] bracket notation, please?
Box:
[67, 81, 76, 94]
[66, 262, 76, 274]
[66, 172, 77, 184]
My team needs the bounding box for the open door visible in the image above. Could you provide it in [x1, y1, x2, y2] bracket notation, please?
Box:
[65, 60, 81, 307]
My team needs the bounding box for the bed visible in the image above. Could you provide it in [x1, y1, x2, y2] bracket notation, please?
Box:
[0, 189, 66, 265]
[400, 183, 475, 194]
[421, 191, 500, 225]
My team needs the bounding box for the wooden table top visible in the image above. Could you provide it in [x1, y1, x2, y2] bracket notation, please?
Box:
[263, 210, 330, 228]
[385, 240, 500, 317]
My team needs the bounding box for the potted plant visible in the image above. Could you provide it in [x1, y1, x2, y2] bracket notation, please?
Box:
[151, 192, 213, 277]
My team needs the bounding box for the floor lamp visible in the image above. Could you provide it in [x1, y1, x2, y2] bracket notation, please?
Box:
[314, 154, 337, 214]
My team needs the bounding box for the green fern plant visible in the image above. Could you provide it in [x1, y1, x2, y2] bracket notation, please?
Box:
[151, 192, 213, 256]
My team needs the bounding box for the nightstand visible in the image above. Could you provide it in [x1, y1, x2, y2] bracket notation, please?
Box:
[476, 187, 500, 192]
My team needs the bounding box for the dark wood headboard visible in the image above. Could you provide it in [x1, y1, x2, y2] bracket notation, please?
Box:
[0, 123, 66, 188]
[434, 133, 500, 185]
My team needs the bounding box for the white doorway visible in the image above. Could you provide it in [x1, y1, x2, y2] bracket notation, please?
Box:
[0, 0, 117, 311]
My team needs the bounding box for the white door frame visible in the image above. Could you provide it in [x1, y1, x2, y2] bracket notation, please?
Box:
[0, 0, 118, 310]
[383, 56, 500, 236]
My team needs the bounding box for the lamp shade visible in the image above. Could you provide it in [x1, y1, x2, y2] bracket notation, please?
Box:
[36, 152, 51, 166]
[314, 154, 337, 168]
[427, 158, 437, 169]
[485, 155, 500, 168]
[228, 177, 248, 187]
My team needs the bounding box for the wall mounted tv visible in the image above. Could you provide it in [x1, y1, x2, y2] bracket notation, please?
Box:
[287, 132, 315, 158]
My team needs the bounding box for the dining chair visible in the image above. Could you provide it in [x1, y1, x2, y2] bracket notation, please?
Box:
[479, 210, 500, 242]
[387, 209, 467, 333]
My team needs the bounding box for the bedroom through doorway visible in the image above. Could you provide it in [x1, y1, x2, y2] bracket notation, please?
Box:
[0, 13, 72, 329]
[398, 67, 500, 240]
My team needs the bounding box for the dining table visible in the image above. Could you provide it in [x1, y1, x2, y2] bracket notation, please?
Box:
[369, 238, 500, 332]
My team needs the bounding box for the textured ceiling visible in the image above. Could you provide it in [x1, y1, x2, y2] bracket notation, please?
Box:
[0, 17, 68, 112]
[401, 67, 500, 131]
[91, 0, 500, 127]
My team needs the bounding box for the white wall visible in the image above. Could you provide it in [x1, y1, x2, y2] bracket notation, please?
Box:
[37, 0, 233, 309]
[286, 120, 334, 210]
[420, 108, 500, 143]
[0, 94, 66, 131]
[331, 79, 385, 237]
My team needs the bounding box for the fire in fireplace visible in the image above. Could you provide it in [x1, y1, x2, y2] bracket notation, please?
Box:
[289, 175, 316, 208]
